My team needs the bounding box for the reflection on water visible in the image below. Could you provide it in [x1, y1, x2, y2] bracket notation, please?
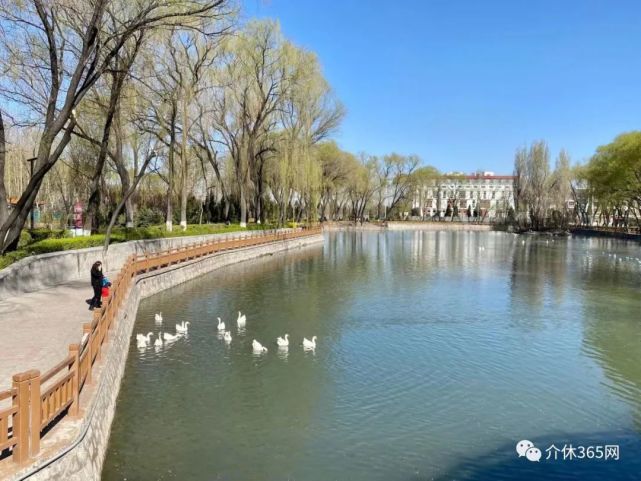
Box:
[102, 232, 641, 481]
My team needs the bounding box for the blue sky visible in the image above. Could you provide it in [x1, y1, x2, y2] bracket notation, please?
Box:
[245, 0, 641, 173]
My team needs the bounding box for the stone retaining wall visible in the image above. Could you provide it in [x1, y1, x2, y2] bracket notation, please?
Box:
[386, 221, 492, 231]
[570, 228, 641, 241]
[322, 221, 492, 232]
[0, 230, 288, 299]
[9, 234, 324, 481]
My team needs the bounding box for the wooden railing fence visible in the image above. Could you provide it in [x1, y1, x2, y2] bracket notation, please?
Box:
[0, 226, 321, 464]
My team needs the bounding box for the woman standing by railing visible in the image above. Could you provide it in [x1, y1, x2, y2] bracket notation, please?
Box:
[88, 261, 104, 310]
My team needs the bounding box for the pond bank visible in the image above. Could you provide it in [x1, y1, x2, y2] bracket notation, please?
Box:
[0, 229, 288, 300]
[322, 221, 492, 231]
[1, 232, 323, 481]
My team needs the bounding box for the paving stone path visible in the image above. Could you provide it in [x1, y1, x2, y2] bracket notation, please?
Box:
[0, 276, 113, 390]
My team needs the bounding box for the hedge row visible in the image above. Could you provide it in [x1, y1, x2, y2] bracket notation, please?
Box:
[112, 223, 274, 240]
[26, 234, 127, 255]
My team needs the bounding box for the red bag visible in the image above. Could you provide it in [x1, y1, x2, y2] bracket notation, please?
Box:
[101, 286, 110, 298]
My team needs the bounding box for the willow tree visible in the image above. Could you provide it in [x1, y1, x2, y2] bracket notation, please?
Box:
[192, 89, 233, 222]
[585, 132, 641, 228]
[0, 0, 232, 252]
[548, 149, 572, 227]
[412, 165, 441, 219]
[513, 146, 528, 225]
[274, 44, 344, 224]
[315, 141, 354, 221]
[174, 32, 220, 230]
[512, 140, 551, 229]
[80, 34, 145, 233]
[383, 154, 420, 219]
[346, 154, 379, 223]
[212, 20, 288, 227]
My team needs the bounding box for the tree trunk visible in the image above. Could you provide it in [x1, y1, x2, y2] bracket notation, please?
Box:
[238, 144, 248, 227]
[255, 158, 265, 224]
[112, 103, 134, 228]
[0, 110, 8, 229]
[180, 86, 190, 231]
[223, 200, 230, 222]
[239, 185, 247, 227]
[166, 102, 177, 232]
[86, 66, 128, 234]
[0, 122, 75, 253]
[103, 151, 156, 253]
[201, 136, 229, 223]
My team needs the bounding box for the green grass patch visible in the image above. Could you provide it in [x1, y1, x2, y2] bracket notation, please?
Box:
[0, 250, 31, 270]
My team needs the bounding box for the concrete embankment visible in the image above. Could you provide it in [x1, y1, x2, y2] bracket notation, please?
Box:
[571, 227, 641, 241]
[4, 233, 323, 481]
[386, 221, 491, 231]
[323, 221, 491, 232]
[0, 230, 287, 299]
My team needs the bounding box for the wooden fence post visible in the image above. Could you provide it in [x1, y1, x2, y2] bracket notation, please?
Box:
[68, 344, 80, 417]
[82, 323, 93, 384]
[11, 370, 38, 464]
[28, 370, 40, 457]
[93, 311, 102, 361]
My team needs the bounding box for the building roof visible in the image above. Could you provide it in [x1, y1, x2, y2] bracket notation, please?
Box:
[464, 174, 515, 180]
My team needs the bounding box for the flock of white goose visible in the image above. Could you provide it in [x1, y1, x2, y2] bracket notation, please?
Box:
[135, 311, 317, 353]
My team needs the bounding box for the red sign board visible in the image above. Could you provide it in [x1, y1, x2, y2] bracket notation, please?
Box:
[73, 202, 83, 228]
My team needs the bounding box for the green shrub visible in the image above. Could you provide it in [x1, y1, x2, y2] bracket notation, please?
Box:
[18, 231, 32, 248]
[27, 234, 126, 255]
[29, 228, 68, 242]
[246, 223, 277, 231]
[136, 207, 164, 227]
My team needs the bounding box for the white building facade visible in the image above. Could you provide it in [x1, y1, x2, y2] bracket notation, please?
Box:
[413, 171, 515, 220]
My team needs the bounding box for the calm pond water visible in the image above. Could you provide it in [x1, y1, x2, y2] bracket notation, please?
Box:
[102, 231, 641, 481]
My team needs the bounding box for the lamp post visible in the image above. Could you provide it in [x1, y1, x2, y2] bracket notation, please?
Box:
[26, 156, 37, 231]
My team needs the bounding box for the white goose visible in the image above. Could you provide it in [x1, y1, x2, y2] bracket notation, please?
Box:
[163, 332, 180, 342]
[237, 311, 247, 327]
[136, 332, 153, 348]
[176, 321, 190, 334]
[217, 317, 226, 331]
[252, 339, 268, 352]
[276, 334, 289, 347]
[302, 336, 317, 349]
[223, 331, 232, 343]
[154, 313, 163, 324]
[154, 333, 163, 347]
[136, 332, 153, 343]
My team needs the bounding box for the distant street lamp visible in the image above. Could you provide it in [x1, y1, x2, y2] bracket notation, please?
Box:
[26, 156, 37, 231]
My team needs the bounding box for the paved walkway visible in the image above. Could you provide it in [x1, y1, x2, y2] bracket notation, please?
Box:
[0, 278, 103, 390]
